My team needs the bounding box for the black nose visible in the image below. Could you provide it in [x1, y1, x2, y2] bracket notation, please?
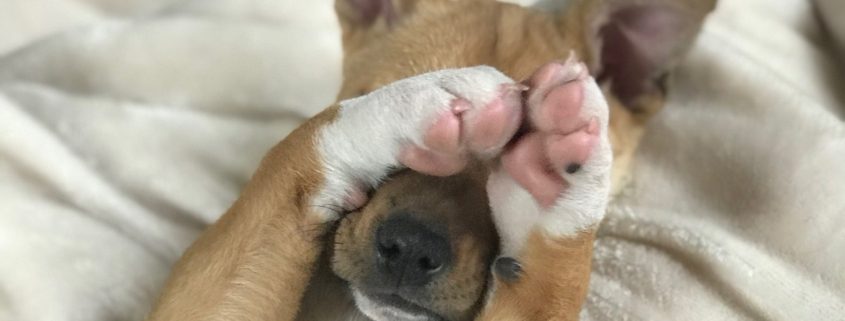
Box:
[375, 216, 452, 288]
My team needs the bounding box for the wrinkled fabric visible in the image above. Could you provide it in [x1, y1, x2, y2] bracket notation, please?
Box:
[817, 0, 845, 56]
[0, 0, 842, 321]
[585, 1, 845, 320]
[0, 1, 341, 320]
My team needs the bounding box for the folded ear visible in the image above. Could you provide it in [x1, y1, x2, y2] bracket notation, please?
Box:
[563, 0, 717, 112]
[335, 0, 421, 53]
[336, 0, 497, 54]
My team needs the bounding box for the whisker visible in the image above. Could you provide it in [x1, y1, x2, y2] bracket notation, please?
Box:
[309, 204, 345, 217]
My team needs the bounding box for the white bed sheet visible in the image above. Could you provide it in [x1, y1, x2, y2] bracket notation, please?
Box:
[0, 0, 842, 320]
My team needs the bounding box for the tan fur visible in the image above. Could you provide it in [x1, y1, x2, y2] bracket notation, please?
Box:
[477, 230, 595, 321]
[148, 1, 715, 320]
[148, 107, 340, 320]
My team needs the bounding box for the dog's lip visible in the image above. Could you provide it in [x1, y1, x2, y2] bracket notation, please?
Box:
[370, 292, 430, 314]
[354, 288, 444, 321]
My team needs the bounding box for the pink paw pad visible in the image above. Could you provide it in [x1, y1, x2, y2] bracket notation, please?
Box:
[502, 59, 601, 207]
[399, 84, 525, 176]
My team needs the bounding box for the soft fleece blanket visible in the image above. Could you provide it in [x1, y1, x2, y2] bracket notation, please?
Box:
[0, 0, 842, 320]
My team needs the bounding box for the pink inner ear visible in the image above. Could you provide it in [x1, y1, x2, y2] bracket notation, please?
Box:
[598, 5, 691, 105]
[348, 0, 398, 26]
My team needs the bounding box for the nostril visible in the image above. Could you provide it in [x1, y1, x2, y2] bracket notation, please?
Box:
[374, 215, 452, 287]
[377, 241, 402, 261]
[418, 257, 442, 273]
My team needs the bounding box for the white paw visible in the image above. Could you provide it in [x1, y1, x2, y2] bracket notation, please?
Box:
[487, 60, 612, 256]
[313, 66, 520, 221]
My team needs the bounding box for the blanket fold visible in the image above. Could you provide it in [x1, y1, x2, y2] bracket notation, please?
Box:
[0, 0, 842, 320]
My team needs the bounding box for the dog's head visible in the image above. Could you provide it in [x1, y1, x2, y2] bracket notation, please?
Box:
[332, 167, 495, 321]
[328, 1, 715, 320]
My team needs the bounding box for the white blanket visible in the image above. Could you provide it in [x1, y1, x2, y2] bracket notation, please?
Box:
[0, 1, 842, 320]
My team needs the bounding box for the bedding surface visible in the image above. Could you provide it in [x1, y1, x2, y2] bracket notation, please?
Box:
[0, 0, 843, 320]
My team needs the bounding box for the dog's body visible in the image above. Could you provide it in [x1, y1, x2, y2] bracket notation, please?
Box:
[147, 1, 715, 320]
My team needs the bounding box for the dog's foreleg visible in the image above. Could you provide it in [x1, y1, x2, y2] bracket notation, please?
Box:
[476, 60, 612, 321]
[145, 109, 352, 321]
[147, 66, 522, 321]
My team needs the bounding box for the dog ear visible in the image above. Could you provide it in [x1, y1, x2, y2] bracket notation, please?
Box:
[336, 0, 406, 30]
[335, 0, 421, 54]
[564, 0, 717, 112]
[335, 0, 495, 54]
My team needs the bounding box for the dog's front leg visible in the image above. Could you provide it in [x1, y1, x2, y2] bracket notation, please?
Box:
[147, 66, 524, 321]
[477, 58, 612, 321]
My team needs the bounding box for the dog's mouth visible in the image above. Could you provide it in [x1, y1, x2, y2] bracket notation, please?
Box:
[352, 288, 444, 321]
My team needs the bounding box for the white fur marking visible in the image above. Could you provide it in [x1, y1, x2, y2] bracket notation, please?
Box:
[352, 289, 434, 321]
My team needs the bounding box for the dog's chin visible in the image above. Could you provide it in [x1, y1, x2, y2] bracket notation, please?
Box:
[351, 288, 443, 321]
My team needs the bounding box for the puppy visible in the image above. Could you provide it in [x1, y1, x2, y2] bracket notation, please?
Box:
[147, 0, 715, 320]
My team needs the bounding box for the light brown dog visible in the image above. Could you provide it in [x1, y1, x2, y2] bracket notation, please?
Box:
[147, 1, 715, 320]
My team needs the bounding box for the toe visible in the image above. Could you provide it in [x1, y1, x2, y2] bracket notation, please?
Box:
[464, 84, 525, 155]
[423, 102, 464, 154]
[532, 80, 586, 134]
[502, 133, 566, 208]
[544, 119, 599, 173]
[406, 82, 524, 177]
